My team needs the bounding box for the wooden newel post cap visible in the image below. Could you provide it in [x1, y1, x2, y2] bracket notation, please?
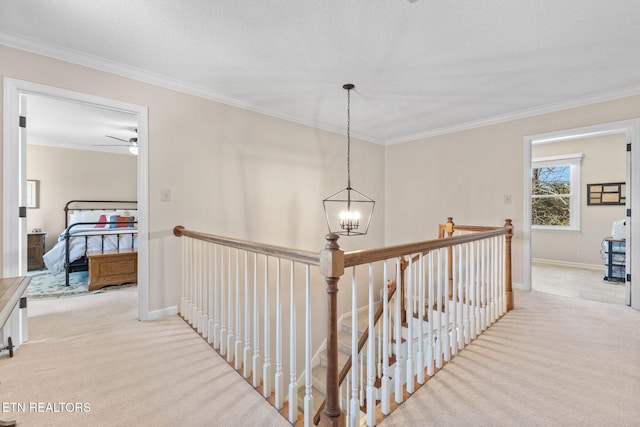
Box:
[321, 233, 344, 278]
[504, 219, 513, 234]
[173, 225, 185, 237]
[445, 217, 454, 234]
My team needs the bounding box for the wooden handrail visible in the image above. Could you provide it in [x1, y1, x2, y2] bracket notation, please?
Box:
[173, 226, 321, 266]
[343, 227, 508, 268]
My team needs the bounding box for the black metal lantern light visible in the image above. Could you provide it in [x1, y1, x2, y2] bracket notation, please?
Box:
[323, 84, 375, 236]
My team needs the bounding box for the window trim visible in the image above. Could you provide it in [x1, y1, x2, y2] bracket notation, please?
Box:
[531, 153, 582, 231]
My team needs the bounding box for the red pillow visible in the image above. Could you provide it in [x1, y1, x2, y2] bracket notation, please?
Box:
[94, 214, 107, 228]
[116, 216, 129, 228]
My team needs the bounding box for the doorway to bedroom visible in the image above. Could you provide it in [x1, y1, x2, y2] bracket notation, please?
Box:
[3, 78, 150, 320]
[523, 119, 640, 309]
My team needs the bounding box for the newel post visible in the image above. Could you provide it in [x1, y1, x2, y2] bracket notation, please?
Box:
[504, 219, 514, 311]
[446, 217, 455, 299]
[319, 233, 346, 427]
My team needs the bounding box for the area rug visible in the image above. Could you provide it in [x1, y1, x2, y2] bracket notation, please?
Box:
[27, 270, 136, 299]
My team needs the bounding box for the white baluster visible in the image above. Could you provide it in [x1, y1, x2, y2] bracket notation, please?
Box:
[435, 249, 443, 369]
[197, 241, 204, 335]
[456, 244, 464, 351]
[187, 238, 194, 324]
[417, 253, 425, 385]
[200, 242, 208, 339]
[275, 258, 283, 409]
[406, 256, 414, 393]
[499, 236, 506, 315]
[450, 246, 457, 357]
[213, 245, 220, 349]
[443, 248, 450, 363]
[288, 261, 297, 423]
[474, 241, 481, 337]
[263, 256, 271, 398]
[207, 243, 215, 345]
[350, 267, 359, 427]
[491, 237, 497, 324]
[366, 263, 375, 426]
[482, 239, 487, 327]
[359, 349, 364, 408]
[227, 248, 234, 363]
[303, 264, 313, 427]
[235, 249, 242, 370]
[464, 242, 471, 345]
[191, 239, 198, 328]
[180, 236, 187, 317]
[253, 252, 261, 388]
[394, 258, 403, 403]
[220, 247, 227, 356]
[244, 250, 251, 378]
[426, 251, 434, 377]
[381, 260, 390, 415]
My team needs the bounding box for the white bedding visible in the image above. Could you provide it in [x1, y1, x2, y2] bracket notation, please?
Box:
[43, 227, 138, 275]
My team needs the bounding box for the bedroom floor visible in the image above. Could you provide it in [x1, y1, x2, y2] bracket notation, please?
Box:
[531, 262, 626, 305]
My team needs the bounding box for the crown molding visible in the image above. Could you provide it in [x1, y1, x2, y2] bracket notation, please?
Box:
[3, 31, 638, 147]
[0, 31, 383, 143]
[385, 83, 640, 145]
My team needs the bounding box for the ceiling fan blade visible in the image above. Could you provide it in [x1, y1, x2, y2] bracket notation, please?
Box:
[106, 135, 129, 143]
[92, 143, 128, 147]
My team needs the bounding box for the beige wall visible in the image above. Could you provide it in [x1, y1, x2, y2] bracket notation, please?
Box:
[1, 44, 386, 313]
[385, 95, 640, 287]
[531, 134, 626, 266]
[26, 144, 137, 252]
[3, 43, 639, 305]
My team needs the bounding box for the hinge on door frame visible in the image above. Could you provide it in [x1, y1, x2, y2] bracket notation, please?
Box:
[627, 273, 631, 282]
[628, 209, 632, 217]
[627, 142, 632, 152]
[19, 115, 26, 128]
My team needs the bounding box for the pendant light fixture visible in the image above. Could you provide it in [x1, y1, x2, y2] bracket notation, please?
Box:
[323, 84, 375, 236]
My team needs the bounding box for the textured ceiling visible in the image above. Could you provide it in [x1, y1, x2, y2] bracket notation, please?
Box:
[1, 0, 640, 145]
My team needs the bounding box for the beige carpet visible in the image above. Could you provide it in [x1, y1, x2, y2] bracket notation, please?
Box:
[0, 287, 289, 427]
[2, 288, 639, 426]
[380, 290, 640, 426]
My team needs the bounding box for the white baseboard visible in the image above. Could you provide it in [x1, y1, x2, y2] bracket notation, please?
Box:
[532, 258, 603, 271]
[512, 281, 526, 290]
[141, 305, 178, 321]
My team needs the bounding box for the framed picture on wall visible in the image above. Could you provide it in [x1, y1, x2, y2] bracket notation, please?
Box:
[587, 182, 625, 205]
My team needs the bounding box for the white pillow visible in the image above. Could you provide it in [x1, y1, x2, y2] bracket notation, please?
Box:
[68, 211, 82, 225]
[80, 210, 102, 223]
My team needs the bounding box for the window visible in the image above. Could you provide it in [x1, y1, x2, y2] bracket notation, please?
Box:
[531, 153, 582, 231]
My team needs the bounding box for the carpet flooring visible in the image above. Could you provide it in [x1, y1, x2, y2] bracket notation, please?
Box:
[1, 288, 639, 426]
[380, 290, 640, 426]
[0, 287, 288, 427]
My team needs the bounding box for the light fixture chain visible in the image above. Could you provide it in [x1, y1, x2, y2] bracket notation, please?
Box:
[347, 86, 351, 189]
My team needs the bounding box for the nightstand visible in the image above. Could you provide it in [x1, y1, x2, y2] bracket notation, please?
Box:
[27, 232, 47, 271]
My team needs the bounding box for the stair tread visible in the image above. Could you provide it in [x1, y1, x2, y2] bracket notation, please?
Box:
[297, 384, 326, 414]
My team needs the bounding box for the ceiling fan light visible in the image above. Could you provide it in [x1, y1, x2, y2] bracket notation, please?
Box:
[129, 145, 138, 155]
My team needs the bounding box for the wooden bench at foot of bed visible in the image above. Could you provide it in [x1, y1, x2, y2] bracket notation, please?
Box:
[86, 248, 137, 291]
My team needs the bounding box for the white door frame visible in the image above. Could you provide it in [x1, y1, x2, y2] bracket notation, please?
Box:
[523, 119, 640, 309]
[3, 78, 151, 320]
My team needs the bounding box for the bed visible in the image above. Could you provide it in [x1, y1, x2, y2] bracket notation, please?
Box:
[42, 200, 138, 289]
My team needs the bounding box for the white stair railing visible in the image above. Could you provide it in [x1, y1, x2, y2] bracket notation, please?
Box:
[173, 218, 513, 427]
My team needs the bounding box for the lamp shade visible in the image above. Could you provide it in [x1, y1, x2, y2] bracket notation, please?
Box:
[323, 187, 375, 236]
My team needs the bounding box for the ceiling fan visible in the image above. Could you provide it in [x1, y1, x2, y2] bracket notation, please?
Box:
[95, 130, 139, 155]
